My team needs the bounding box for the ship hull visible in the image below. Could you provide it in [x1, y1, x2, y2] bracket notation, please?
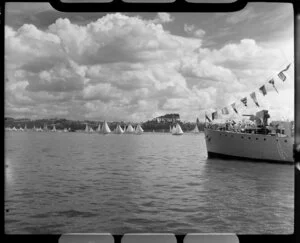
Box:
[204, 128, 294, 164]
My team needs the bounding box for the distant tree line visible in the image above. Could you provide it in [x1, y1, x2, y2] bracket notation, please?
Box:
[4, 117, 206, 132]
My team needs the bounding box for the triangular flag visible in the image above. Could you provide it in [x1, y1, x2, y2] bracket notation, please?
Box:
[259, 85, 267, 96]
[280, 63, 291, 72]
[250, 92, 260, 107]
[269, 79, 278, 93]
[278, 72, 286, 81]
[241, 97, 247, 107]
[212, 111, 218, 120]
[221, 107, 229, 115]
[231, 103, 238, 114]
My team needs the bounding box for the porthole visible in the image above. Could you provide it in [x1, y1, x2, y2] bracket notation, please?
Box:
[256, 138, 258, 140]
[285, 140, 287, 143]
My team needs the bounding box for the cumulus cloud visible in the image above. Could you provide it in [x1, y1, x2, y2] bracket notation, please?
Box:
[5, 12, 293, 121]
[184, 24, 206, 38]
[153, 13, 174, 23]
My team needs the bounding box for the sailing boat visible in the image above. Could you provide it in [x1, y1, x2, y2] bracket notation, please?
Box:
[169, 126, 172, 133]
[52, 124, 56, 132]
[43, 123, 48, 132]
[64, 128, 68, 132]
[85, 124, 89, 133]
[96, 124, 101, 132]
[135, 124, 144, 135]
[171, 126, 176, 134]
[192, 124, 200, 133]
[102, 121, 111, 134]
[89, 126, 94, 133]
[24, 124, 27, 131]
[125, 124, 134, 134]
[115, 124, 124, 134]
[172, 123, 184, 135]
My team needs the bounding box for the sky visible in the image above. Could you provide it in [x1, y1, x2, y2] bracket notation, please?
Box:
[5, 2, 294, 122]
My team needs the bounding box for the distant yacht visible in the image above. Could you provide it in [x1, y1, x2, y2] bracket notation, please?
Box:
[85, 124, 89, 133]
[171, 126, 176, 134]
[96, 124, 101, 132]
[36, 127, 43, 132]
[102, 121, 111, 134]
[172, 123, 184, 135]
[51, 125, 56, 132]
[192, 124, 200, 133]
[12, 126, 18, 131]
[135, 124, 144, 135]
[64, 128, 68, 132]
[89, 127, 94, 133]
[115, 124, 124, 134]
[125, 124, 135, 134]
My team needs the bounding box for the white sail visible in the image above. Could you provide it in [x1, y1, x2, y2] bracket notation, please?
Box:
[102, 121, 111, 134]
[135, 124, 144, 134]
[192, 124, 199, 133]
[12, 126, 17, 131]
[97, 124, 101, 132]
[24, 124, 27, 131]
[172, 126, 176, 133]
[64, 128, 68, 132]
[85, 124, 89, 132]
[89, 127, 94, 133]
[19, 127, 24, 131]
[172, 123, 183, 135]
[52, 125, 56, 132]
[115, 124, 124, 134]
[125, 124, 134, 133]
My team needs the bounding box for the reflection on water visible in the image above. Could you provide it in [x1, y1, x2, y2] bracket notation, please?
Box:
[5, 132, 293, 234]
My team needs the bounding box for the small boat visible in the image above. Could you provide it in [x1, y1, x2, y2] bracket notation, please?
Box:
[192, 124, 200, 133]
[89, 127, 94, 133]
[85, 124, 89, 133]
[51, 125, 56, 132]
[64, 128, 68, 132]
[172, 123, 184, 135]
[102, 121, 111, 134]
[135, 124, 144, 135]
[125, 124, 135, 134]
[115, 124, 124, 134]
[96, 124, 101, 132]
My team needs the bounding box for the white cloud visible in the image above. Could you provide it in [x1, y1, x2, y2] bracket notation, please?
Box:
[5, 13, 294, 122]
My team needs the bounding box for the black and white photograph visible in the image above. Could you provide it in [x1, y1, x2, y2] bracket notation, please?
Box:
[5, 1, 294, 234]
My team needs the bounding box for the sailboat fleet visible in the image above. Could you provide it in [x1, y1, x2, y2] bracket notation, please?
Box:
[6, 118, 201, 135]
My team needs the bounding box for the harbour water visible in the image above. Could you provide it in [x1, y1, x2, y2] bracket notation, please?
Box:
[5, 131, 294, 234]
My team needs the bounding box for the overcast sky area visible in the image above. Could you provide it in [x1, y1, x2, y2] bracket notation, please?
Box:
[5, 2, 294, 122]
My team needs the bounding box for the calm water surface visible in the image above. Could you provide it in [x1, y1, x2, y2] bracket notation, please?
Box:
[5, 132, 294, 234]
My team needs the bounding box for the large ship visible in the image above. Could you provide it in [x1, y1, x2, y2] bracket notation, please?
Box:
[204, 110, 294, 164]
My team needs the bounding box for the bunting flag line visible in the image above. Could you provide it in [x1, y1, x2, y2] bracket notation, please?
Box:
[221, 107, 229, 115]
[250, 92, 260, 107]
[205, 114, 212, 122]
[212, 111, 218, 120]
[241, 97, 247, 107]
[278, 72, 286, 81]
[259, 85, 267, 96]
[231, 103, 238, 114]
[268, 79, 279, 93]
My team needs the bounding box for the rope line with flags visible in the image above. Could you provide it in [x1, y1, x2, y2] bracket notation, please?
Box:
[205, 61, 293, 122]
